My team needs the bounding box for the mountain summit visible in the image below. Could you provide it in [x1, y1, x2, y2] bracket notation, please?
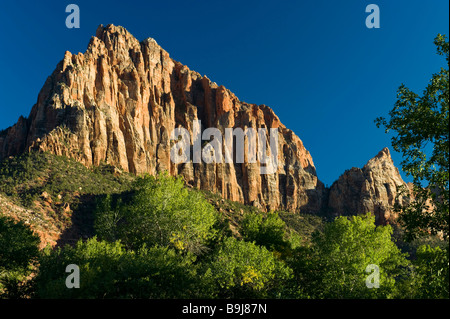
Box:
[0, 24, 408, 219]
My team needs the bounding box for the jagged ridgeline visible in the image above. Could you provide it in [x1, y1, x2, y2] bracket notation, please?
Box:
[0, 24, 409, 222]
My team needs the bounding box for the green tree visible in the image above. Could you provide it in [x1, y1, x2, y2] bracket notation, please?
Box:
[413, 244, 449, 298]
[35, 237, 208, 298]
[375, 34, 449, 241]
[241, 211, 288, 252]
[205, 236, 293, 298]
[94, 172, 218, 254]
[0, 215, 40, 298]
[290, 213, 410, 299]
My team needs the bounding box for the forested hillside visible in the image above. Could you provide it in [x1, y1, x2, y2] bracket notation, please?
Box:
[0, 152, 447, 299]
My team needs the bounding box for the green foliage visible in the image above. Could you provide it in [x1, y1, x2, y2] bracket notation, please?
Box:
[278, 211, 325, 246]
[413, 244, 449, 298]
[205, 237, 293, 298]
[35, 237, 207, 298]
[94, 172, 218, 254]
[289, 213, 410, 299]
[374, 34, 449, 299]
[0, 151, 134, 208]
[2, 148, 447, 299]
[0, 215, 40, 298]
[0, 215, 40, 272]
[241, 211, 288, 252]
[375, 34, 449, 241]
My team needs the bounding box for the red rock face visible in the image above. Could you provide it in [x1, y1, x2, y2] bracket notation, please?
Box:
[327, 147, 412, 224]
[0, 24, 325, 213]
[0, 25, 412, 220]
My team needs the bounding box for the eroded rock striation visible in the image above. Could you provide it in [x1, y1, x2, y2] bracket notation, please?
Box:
[0, 24, 410, 219]
[0, 24, 324, 213]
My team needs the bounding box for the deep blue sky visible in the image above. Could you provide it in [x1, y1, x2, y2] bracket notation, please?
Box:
[0, 0, 448, 186]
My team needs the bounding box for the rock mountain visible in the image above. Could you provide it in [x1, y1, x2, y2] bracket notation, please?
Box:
[0, 24, 409, 223]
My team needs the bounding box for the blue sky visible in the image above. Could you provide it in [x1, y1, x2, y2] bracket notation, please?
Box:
[0, 0, 448, 186]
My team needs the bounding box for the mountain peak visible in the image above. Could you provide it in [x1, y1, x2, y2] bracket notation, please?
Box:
[95, 23, 130, 38]
[364, 147, 396, 172]
[375, 146, 391, 159]
[0, 25, 408, 220]
[328, 146, 408, 224]
[0, 24, 323, 214]
[94, 24, 160, 49]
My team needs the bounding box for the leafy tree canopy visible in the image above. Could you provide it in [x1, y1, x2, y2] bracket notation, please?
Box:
[35, 237, 207, 299]
[241, 211, 288, 252]
[205, 236, 293, 298]
[0, 215, 40, 298]
[94, 172, 218, 254]
[290, 213, 410, 299]
[376, 34, 449, 241]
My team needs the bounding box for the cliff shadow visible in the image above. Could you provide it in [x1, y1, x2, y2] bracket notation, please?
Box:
[56, 194, 97, 248]
[56, 191, 135, 248]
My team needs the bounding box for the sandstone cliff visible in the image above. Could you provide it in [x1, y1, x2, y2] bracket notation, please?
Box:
[0, 24, 324, 213]
[0, 25, 411, 220]
[327, 147, 412, 224]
